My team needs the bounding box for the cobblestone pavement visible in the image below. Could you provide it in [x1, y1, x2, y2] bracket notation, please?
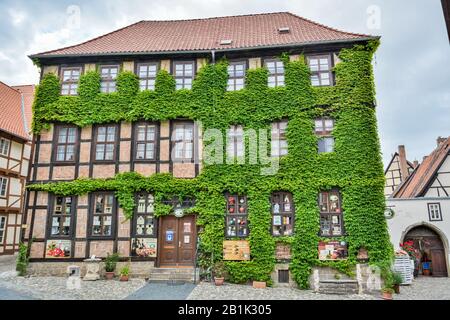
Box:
[395, 277, 450, 300]
[0, 275, 147, 300]
[187, 282, 378, 300]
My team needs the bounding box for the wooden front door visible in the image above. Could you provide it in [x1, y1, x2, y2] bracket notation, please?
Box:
[159, 215, 196, 266]
[431, 249, 448, 277]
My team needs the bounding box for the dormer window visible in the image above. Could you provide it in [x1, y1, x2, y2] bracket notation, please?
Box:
[278, 27, 290, 34]
[60, 67, 81, 96]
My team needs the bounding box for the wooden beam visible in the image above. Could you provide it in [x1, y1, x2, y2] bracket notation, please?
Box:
[443, 0, 450, 42]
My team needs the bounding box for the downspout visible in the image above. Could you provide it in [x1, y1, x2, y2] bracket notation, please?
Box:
[211, 50, 216, 64]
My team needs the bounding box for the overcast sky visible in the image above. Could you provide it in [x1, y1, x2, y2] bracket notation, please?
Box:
[0, 0, 449, 166]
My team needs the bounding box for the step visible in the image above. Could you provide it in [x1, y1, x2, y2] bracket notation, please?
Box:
[318, 280, 359, 295]
[148, 268, 199, 283]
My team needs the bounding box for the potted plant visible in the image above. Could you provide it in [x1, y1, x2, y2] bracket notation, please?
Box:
[104, 253, 119, 280]
[213, 261, 227, 286]
[381, 287, 394, 300]
[392, 271, 403, 294]
[120, 264, 130, 282]
[253, 279, 267, 289]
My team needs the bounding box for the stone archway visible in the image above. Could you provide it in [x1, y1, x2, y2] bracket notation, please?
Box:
[401, 223, 448, 277]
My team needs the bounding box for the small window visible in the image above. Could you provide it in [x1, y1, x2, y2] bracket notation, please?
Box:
[278, 270, 289, 283]
[50, 196, 74, 237]
[319, 190, 344, 237]
[0, 138, 10, 156]
[0, 176, 8, 197]
[94, 125, 117, 161]
[60, 67, 81, 95]
[135, 123, 157, 160]
[227, 61, 246, 91]
[227, 125, 244, 159]
[138, 63, 158, 91]
[171, 122, 195, 162]
[100, 65, 119, 93]
[428, 203, 442, 221]
[54, 126, 78, 162]
[91, 193, 115, 237]
[226, 194, 248, 238]
[174, 61, 195, 90]
[265, 59, 285, 87]
[307, 55, 333, 86]
[315, 118, 335, 154]
[133, 193, 156, 237]
[271, 192, 294, 236]
[271, 120, 288, 157]
[0, 216, 6, 243]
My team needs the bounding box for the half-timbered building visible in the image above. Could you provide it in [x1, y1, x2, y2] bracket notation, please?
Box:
[24, 12, 391, 288]
[387, 137, 450, 277]
[0, 82, 33, 255]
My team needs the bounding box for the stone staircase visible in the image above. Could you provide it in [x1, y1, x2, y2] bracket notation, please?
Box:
[318, 280, 359, 295]
[148, 267, 199, 284]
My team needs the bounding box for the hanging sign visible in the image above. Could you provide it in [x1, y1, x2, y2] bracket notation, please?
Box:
[223, 240, 250, 261]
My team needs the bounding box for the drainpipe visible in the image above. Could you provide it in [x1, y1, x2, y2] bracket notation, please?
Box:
[211, 50, 216, 64]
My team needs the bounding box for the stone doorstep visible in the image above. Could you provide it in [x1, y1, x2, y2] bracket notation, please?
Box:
[319, 280, 358, 284]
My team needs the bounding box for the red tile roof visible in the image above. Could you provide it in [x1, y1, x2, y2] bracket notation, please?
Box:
[31, 12, 375, 58]
[0, 82, 34, 140]
[393, 137, 450, 198]
[12, 85, 35, 133]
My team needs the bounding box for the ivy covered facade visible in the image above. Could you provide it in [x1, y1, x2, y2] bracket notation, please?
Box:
[25, 13, 392, 287]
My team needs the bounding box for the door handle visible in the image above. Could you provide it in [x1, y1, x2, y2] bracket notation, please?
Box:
[179, 241, 181, 248]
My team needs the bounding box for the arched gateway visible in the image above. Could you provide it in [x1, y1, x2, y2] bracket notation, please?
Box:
[402, 224, 448, 277]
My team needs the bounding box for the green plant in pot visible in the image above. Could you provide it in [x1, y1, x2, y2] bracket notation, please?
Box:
[391, 271, 403, 294]
[104, 253, 119, 280]
[213, 261, 227, 286]
[381, 273, 394, 300]
[120, 263, 130, 282]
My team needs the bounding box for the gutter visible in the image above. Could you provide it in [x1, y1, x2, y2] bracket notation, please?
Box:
[29, 37, 379, 61]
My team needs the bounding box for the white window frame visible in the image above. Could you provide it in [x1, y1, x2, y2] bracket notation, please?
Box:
[428, 203, 442, 221]
[0, 138, 9, 156]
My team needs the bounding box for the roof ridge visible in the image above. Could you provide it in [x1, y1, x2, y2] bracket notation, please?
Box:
[0, 80, 21, 95]
[31, 20, 145, 57]
[140, 11, 290, 23]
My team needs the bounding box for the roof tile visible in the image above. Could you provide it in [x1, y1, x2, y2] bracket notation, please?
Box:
[31, 12, 375, 58]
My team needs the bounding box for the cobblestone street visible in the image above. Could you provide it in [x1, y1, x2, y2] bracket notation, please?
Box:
[2, 256, 450, 300]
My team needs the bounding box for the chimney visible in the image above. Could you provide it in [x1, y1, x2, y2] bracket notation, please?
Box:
[398, 145, 409, 180]
[437, 136, 447, 147]
[413, 160, 419, 168]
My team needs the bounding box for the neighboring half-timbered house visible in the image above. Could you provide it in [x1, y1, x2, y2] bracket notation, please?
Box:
[384, 145, 416, 198]
[0, 82, 33, 255]
[387, 137, 450, 277]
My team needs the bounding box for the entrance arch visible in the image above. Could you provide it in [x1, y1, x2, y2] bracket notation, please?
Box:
[401, 223, 448, 277]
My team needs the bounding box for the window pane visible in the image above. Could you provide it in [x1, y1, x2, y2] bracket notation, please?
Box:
[147, 126, 155, 140]
[107, 127, 115, 142]
[95, 144, 105, 160]
[137, 126, 146, 141]
[56, 146, 66, 161]
[66, 145, 74, 161]
[105, 144, 114, 160]
[136, 143, 145, 159]
[58, 128, 67, 143]
[146, 143, 154, 159]
[97, 127, 106, 142]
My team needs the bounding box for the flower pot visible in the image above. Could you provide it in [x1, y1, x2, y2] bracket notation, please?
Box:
[214, 277, 224, 286]
[120, 275, 129, 281]
[423, 269, 431, 276]
[105, 271, 115, 280]
[393, 284, 400, 294]
[381, 292, 393, 300]
[253, 281, 266, 289]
